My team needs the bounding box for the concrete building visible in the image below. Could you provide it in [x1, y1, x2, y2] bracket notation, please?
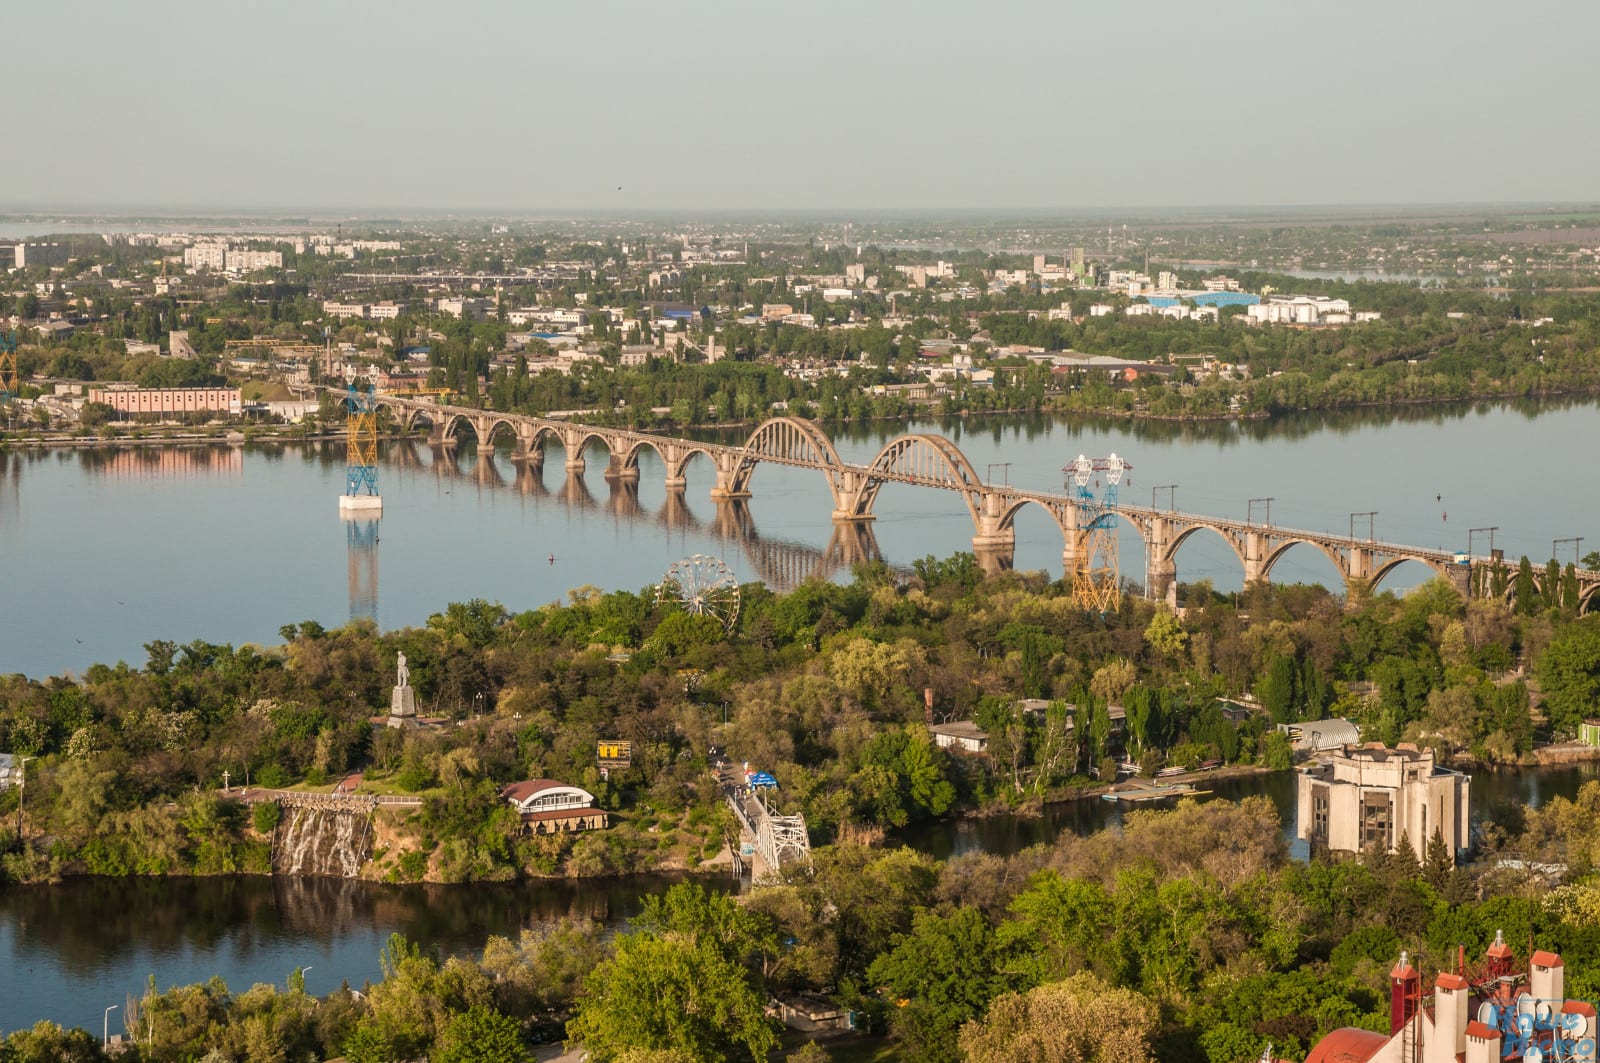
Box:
[226, 249, 282, 272]
[930, 720, 989, 754]
[437, 297, 489, 320]
[368, 301, 406, 320]
[1247, 295, 1352, 325]
[499, 779, 608, 834]
[14, 243, 68, 269]
[1304, 935, 1596, 1063]
[183, 242, 228, 271]
[168, 331, 198, 359]
[1296, 743, 1470, 858]
[323, 301, 370, 319]
[0, 753, 20, 789]
[87, 386, 243, 418]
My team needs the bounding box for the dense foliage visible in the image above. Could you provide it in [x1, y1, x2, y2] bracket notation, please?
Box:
[2, 552, 1595, 886]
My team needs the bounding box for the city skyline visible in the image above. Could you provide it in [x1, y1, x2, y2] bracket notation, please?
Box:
[11, 0, 1599, 213]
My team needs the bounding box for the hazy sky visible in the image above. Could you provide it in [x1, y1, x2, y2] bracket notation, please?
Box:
[11, 0, 1598, 213]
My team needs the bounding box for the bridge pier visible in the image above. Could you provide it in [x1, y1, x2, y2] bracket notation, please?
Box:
[1146, 556, 1177, 604]
[604, 456, 640, 482]
[1243, 531, 1267, 585]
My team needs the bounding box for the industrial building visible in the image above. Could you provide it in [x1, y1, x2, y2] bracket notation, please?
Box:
[1296, 743, 1470, 859]
[1304, 935, 1596, 1063]
[87, 386, 243, 418]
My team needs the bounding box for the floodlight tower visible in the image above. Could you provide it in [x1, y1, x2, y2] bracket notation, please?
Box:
[1064, 452, 1131, 613]
[339, 383, 382, 514]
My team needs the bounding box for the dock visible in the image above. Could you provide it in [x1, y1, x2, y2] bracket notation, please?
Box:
[1101, 778, 1211, 804]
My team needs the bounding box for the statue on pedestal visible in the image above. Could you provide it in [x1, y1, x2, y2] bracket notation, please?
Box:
[388, 651, 417, 728]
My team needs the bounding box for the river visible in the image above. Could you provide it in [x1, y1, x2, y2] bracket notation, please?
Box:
[6, 399, 1600, 679]
[4, 761, 1597, 1036]
[5, 399, 1600, 1033]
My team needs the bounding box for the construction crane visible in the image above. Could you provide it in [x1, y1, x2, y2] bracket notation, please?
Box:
[1063, 453, 1131, 614]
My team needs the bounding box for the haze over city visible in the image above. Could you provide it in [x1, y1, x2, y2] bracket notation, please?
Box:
[9, 0, 1600, 213]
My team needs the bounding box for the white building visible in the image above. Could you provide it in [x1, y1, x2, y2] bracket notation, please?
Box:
[226, 249, 283, 272]
[437, 297, 489, 321]
[323, 301, 370, 319]
[368, 301, 406, 320]
[1247, 295, 1353, 325]
[183, 242, 228, 271]
[930, 721, 989, 754]
[1296, 742, 1470, 858]
[14, 243, 67, 269]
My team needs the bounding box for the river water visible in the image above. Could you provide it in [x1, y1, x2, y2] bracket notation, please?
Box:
[3, 762, 1596, 1036]
[5, 400, 1600, 1033]
[6, 399, 1600, 679]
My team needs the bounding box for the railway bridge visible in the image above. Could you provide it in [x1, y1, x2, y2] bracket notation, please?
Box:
[361, 394, 1598, 604]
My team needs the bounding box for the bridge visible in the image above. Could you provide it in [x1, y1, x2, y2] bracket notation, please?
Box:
[726, 790, 811, 880]
[363, 394, 1600, 605]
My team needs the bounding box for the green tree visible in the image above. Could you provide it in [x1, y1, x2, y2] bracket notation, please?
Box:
[435, 1005, 524, 1063]
[1536, 618, 1600, 735]
[566, 934, 775, 1063]
[1515, 556, 1537, 615]
[867, 907, 1008, 1062]
[958, 972, 1158, 1063]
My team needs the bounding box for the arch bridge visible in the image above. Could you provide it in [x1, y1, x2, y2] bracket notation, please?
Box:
[361, 393, 1594, 601]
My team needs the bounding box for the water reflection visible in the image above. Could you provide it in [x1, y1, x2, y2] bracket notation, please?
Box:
[0, 872, 725, 1035]
[389, 438, 894, 593]
[344, 517, 379, 622]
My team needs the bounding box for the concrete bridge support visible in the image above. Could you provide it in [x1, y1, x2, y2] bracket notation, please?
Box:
[604, 453, 640, 482]
[970, 491, 1015, 554]
[708, 453, 750, 502]
[511, 427, 542, 465]
[829, 470, 876, 523]
[1243, 530, 1267, 585]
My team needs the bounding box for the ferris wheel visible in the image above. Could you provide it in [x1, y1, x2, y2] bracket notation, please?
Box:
[657, 554, 741, 632]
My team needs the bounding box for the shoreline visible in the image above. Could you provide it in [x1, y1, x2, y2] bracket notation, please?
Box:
[6, 386, 1600, 452]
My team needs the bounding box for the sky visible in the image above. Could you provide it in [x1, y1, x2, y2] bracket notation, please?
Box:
[9, 0, 1599, 213]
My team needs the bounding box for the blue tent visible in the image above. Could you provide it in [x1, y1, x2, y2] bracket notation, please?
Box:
[747, 771, 779, 789]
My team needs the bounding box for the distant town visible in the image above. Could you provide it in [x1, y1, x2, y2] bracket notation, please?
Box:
[2, 208, 1597, 436]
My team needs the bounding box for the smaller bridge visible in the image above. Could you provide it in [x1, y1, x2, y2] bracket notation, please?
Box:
[727, 792, 811, 880]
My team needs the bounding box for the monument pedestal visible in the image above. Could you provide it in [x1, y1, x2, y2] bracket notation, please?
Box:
[387, 684, 417, 728]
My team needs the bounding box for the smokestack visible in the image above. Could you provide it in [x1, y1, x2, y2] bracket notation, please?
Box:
[1432, 973, 1469, 1063]
[1530, 951, 1565, 1003]
[1465, 1021, 1501, 1063]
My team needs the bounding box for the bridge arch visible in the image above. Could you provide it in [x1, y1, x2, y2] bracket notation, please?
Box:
[995, 496, 1072, 538]
[1577, 582, 1600, 615]
[479, 418, 522, 451]
[848, 433, 987, 526]
[727, 416, 849, 506]
[1369, 556, 1452, 594]
[739, 416, 845, 469]
[1161, 523, 1250, 588]
[1260, 538, 1349, 584]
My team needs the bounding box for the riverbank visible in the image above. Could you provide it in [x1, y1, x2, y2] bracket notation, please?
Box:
[965, 761, 1277, 820]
